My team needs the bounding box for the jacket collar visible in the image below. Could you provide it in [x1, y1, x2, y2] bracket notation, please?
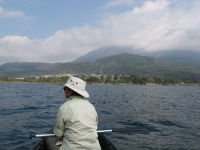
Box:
[68, 96, 84, 101]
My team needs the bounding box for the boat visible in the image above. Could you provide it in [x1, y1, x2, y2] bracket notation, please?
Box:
[33, 133, 118, 150]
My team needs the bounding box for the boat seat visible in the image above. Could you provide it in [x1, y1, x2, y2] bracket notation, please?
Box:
[44, 137, 61, 150]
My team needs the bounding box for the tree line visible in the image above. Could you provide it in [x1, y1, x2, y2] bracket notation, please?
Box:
[1, 74, 199, 85]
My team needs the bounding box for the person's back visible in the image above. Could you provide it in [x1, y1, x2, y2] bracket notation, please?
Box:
[62, 96, 100, 150]
[54, 77, 101, 150]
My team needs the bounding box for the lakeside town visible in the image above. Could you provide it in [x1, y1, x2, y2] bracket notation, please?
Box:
[1, 73, 199, 86]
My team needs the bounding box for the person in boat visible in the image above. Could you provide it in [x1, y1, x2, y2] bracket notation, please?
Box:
[54, 76, 101, 150]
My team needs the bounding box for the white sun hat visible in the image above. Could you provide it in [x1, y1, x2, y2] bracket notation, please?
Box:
[63, 76, 89, 98]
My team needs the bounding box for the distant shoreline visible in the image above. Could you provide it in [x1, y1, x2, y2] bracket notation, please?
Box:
[0, 81, 55, 84]
[1, 81, 200, 86]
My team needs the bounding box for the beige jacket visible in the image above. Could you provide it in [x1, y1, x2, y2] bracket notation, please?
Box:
[54, 96, 101, 150]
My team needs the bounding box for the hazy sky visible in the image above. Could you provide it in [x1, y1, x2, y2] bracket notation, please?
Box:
[0, 0, 200, 64]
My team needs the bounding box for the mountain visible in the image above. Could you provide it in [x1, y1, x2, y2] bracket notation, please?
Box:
[74, 46, 136, 62]
[0, 62, 53, 77]
[94, 53, 200, 80]
[49, 62, 100, 75]
[0, 53, 200, 82]
[75, 46, 200, 65]
[148, 50, 200, 59]
[147, 50, 200, 66]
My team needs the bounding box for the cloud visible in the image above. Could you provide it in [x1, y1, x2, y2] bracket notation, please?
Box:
[0, 36, 42, 61]
[0, 0, 200, 64]
[99, 0, 200, 51]
[104, 0, 135, 8]
[0, 6, 26, 19]
[133, 0, 169, 13]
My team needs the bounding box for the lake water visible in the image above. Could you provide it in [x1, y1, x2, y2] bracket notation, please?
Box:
[0, 83, 200, 150]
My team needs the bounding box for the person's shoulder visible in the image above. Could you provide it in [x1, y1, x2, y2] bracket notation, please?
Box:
[59, 101, 70, 110]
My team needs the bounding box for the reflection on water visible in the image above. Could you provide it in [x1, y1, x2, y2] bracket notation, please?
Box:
[0, 83, 200, 150]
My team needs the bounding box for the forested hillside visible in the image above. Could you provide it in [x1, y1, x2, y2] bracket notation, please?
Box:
[0, 53, 200, 83]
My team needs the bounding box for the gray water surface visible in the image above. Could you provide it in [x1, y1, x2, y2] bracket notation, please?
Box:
[0, 83, 200, 150]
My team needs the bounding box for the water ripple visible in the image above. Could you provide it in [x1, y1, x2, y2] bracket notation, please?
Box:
[0, 84, 200, 150]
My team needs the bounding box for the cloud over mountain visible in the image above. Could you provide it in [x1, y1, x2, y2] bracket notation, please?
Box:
[0, 0, 200, 64]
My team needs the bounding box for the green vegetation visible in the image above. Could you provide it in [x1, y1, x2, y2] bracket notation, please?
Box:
[84, 75, 185, 85]
[0, 53, 200, 85]
[0, 74, 199, 86]
[0, 76, 68, 84]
